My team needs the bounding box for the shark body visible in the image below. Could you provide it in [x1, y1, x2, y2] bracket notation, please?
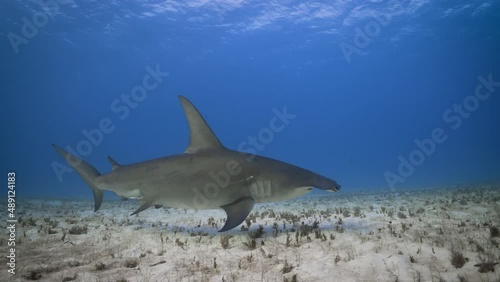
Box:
[54, 96, 341, 231]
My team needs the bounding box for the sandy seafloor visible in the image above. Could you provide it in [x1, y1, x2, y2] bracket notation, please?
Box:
[2, 185, 499, 282]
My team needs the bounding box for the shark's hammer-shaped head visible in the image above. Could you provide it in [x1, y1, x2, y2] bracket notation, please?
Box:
[284, 167, 341, 194]
[310, 173, 342, 192]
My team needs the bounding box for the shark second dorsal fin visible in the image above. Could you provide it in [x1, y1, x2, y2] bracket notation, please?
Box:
[178, 96, 225, 154]
[107, 156, 120, 170]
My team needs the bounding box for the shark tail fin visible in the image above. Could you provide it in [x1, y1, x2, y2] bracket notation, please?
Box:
[52, 144, 104, 212]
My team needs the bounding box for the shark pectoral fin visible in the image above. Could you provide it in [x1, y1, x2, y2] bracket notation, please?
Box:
[131, 201, 153, 216]
[219, 197, 255, 232]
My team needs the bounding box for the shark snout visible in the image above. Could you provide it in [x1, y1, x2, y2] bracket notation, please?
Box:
[328, 182, 341, 192]
[311, 174, 341, 192]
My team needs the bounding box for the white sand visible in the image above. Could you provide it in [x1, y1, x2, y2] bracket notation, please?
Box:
[2, 185, 499, 282]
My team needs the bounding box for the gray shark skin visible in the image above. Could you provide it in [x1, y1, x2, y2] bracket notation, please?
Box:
[53, 96, 341, 232]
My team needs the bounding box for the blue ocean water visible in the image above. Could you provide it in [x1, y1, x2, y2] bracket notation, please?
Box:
[1, 0, 499, 200]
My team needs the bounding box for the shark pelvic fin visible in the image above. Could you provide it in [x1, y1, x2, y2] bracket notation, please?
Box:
[131, 201, 153, 216]
[107, 156, 120, 170]
[154, 205, 163, 209]
[178, 95, 225, 154]
[219, 197, 255, 232]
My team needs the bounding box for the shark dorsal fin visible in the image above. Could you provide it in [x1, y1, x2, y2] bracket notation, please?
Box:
[178, 96, 225, 154]
[107, 156, 120, 170]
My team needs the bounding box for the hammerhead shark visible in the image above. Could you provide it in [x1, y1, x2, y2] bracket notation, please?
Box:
[53, 96, 341, 231]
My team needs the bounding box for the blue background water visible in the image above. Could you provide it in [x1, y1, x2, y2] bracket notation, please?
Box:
[1, 0, 499, 199]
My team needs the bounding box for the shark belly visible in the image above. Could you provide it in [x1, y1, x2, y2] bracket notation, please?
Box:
[154, 175, 253, 210]
[101, 155, 252, 210]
